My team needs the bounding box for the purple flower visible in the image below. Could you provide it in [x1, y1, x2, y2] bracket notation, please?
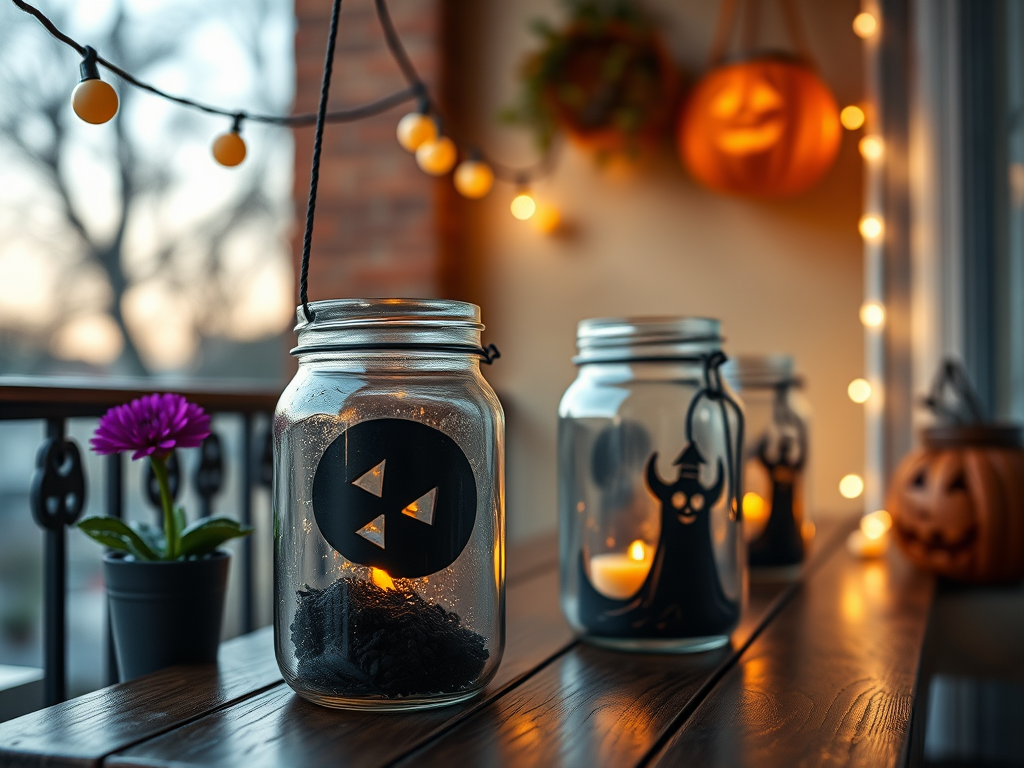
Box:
[91, 393, 211, 461]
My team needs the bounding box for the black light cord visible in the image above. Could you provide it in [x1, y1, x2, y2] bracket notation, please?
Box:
[300, 0, 344, 323]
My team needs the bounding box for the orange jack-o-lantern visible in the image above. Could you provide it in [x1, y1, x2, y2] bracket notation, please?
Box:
[677, 56, 841, 198]
[888, 426, 1024, 584]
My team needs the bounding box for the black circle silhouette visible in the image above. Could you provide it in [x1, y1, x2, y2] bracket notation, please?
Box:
[311, 418, 478, 578]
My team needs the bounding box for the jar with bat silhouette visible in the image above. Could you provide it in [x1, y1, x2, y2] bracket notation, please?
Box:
[723, 355, 812, 574]
[558, 317, 746, 652]
[273, 299, 504, 710]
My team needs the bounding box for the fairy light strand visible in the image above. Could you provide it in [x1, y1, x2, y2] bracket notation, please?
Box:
[9, 0, 552, 186]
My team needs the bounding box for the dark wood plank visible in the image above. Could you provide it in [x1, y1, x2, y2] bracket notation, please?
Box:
[505, 531, 558, 584]
[0, 627, 280, 768]
[107, 568, 574, 768]
[648, 543, 935, 768]
[388, 518, 852, 768]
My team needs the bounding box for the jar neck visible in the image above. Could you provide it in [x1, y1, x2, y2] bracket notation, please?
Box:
[295, 350, 483, 374]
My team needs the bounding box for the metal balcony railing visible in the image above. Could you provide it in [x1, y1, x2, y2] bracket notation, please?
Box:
[0, 377, 279, 707]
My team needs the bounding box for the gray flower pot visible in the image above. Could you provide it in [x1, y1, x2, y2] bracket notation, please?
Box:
[104, 550, 230, 681]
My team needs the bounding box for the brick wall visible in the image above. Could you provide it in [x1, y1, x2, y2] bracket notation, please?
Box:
[292, 0, 444, 301]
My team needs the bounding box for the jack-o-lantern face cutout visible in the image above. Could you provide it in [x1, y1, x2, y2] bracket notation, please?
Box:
[678, 57, 841, 198]
[312, 419, 477, 579]
[888, 440, 1024, 584]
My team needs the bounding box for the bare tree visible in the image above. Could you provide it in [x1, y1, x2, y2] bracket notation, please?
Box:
[0, 0, 294, 375]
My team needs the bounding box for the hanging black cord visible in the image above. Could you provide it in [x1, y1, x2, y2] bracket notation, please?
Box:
[684, 352, 745, 520]
[299, 0, 344, 322]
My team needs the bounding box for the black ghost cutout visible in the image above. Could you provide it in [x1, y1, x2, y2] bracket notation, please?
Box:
[312, 419, 477, 578]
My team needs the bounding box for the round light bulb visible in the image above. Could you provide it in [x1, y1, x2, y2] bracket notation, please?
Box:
[848, 378, 872, 403]
[212, 131, 247, 167]
[859, 135, 884, 161]
[415, 136, 457, 176]
[861, 509, 892, 540]
[510, 192, 537, 220]
[72, 79, 119, 124]
[453, 160, 494, 199]
[860, 302, 886, 328]
[859, 214, 884, 241]
[839, 474, 865, 499]
[852, 12, 878, 39]
[397, 113, 437, 153]
[840, 105, 866, 130]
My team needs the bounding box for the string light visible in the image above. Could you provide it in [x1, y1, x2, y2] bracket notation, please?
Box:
[396, 111, 436, 152]
[211, 115, 246, 167]
[839, 474, 865, 499]
[840, 105, 866, 130]
[510, 190, 537, 220]
[453, 157, 494, 199]
[532, 203, 561, 234]
[859, 301, 885, 328]
[848, 378, 872, 403]
[858, 214, 883, 241]
[415, 135, 457, 176]
[858, 135, 884, 161]
[852, 12, 878, 39]
[71, 46, 118, 124]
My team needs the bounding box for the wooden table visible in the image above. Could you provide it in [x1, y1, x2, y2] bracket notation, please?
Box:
[0, 517, 943, 768]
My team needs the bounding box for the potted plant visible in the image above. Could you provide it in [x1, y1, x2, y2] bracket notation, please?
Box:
[77, 393, 253, 680]
[505, 0, 678, 159]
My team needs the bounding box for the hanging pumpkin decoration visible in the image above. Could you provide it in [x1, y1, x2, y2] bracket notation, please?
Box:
[887, 361, 1024, 584]
[506, 0, 678, 158]
[678, 0, 841, 197]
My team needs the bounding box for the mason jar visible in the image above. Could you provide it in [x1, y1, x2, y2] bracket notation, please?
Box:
[558, 317, 746, 653]
[723, 355, 811, 572]
[273, 299, 504, 710]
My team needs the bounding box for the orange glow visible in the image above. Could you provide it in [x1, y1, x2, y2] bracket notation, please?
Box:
[743, 491, 767, 522]
[371, 568, 394, 590]
[629, 540, 646, 561]
[859, 135, 884, 161]
[852, 12, 879, 39]
[861, 509, 892, 540]
[840, 105, 866, 130]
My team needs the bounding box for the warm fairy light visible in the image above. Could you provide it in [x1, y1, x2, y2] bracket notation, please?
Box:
[859, 135, 884, 161]
[212, 131, 247, 167]
[859, 301, 886, 328]
[840, 105, 866, 130]
[742, 491, 767, 521]
[861, 509, 892, 540]
[858, 214, 884, 241]
[628, 540, 646, 561]
[371, 567, 394, 590]
[72, 79, 118, 125]
[839, 473, 865, 499]
[396, 112, 436, 152]
[532, 203, 561, 234]
[852, 12, 878, 39]
[415, 136, 457, 176]
[453, 159, 494, 199]
[848, 378, 872, 403]
[510, 192, 537, 220]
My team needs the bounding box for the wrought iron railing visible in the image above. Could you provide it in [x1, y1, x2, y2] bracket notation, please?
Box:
[0, 377, 279, 707]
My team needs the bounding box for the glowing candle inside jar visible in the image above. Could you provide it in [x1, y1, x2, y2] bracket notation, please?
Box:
[846, 509, 892, 559]
[589, 540, 651, 600]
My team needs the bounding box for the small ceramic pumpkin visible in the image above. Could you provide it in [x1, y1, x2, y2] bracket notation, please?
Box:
[677, 56, 841, 198]
[888, 425, 1024, 584]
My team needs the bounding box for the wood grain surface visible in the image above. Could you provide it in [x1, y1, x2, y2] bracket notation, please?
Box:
[108, 569, 574, 768]
[0, 627, 280, 768]
[647, 547, 935, 768]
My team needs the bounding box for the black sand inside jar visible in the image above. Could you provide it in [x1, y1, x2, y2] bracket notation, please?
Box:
[291, 576, 489, 698]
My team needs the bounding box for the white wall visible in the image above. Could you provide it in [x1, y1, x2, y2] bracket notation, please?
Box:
[450, 0, 867, 540]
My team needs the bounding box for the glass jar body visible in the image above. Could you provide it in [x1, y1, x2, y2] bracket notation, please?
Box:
[559, 355, 746, 653]
[273, 302, 504, 710]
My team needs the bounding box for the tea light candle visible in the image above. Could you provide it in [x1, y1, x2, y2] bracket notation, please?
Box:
[847, 509, 892, 559]
[590, 540, 651, 600]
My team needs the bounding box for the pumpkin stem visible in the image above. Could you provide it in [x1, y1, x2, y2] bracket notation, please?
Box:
[921, 358, 986, 425]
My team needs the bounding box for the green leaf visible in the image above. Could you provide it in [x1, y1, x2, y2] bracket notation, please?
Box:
[180, 517, 254, 558]
[173, 506, 187, 536]
[76, 517, 161, 561]
[132, 521, 167, 558]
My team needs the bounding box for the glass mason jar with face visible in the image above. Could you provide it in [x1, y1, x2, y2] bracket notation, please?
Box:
[558, 317, 746, 653]
[723, 355, 812, 573]
[273, 299, 505, 710]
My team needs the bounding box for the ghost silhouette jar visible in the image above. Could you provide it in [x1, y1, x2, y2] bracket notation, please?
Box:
[559, 318, 746, 652]
[273, 299, 505, 710]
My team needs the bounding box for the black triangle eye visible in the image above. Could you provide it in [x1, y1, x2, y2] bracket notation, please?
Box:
[947, 473, 967, 492]
[911, 468, 927, 488]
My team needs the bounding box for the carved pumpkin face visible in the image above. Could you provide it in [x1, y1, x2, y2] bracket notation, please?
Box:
[678, 57, 841, 197]
[888, 444, 1024, 584]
